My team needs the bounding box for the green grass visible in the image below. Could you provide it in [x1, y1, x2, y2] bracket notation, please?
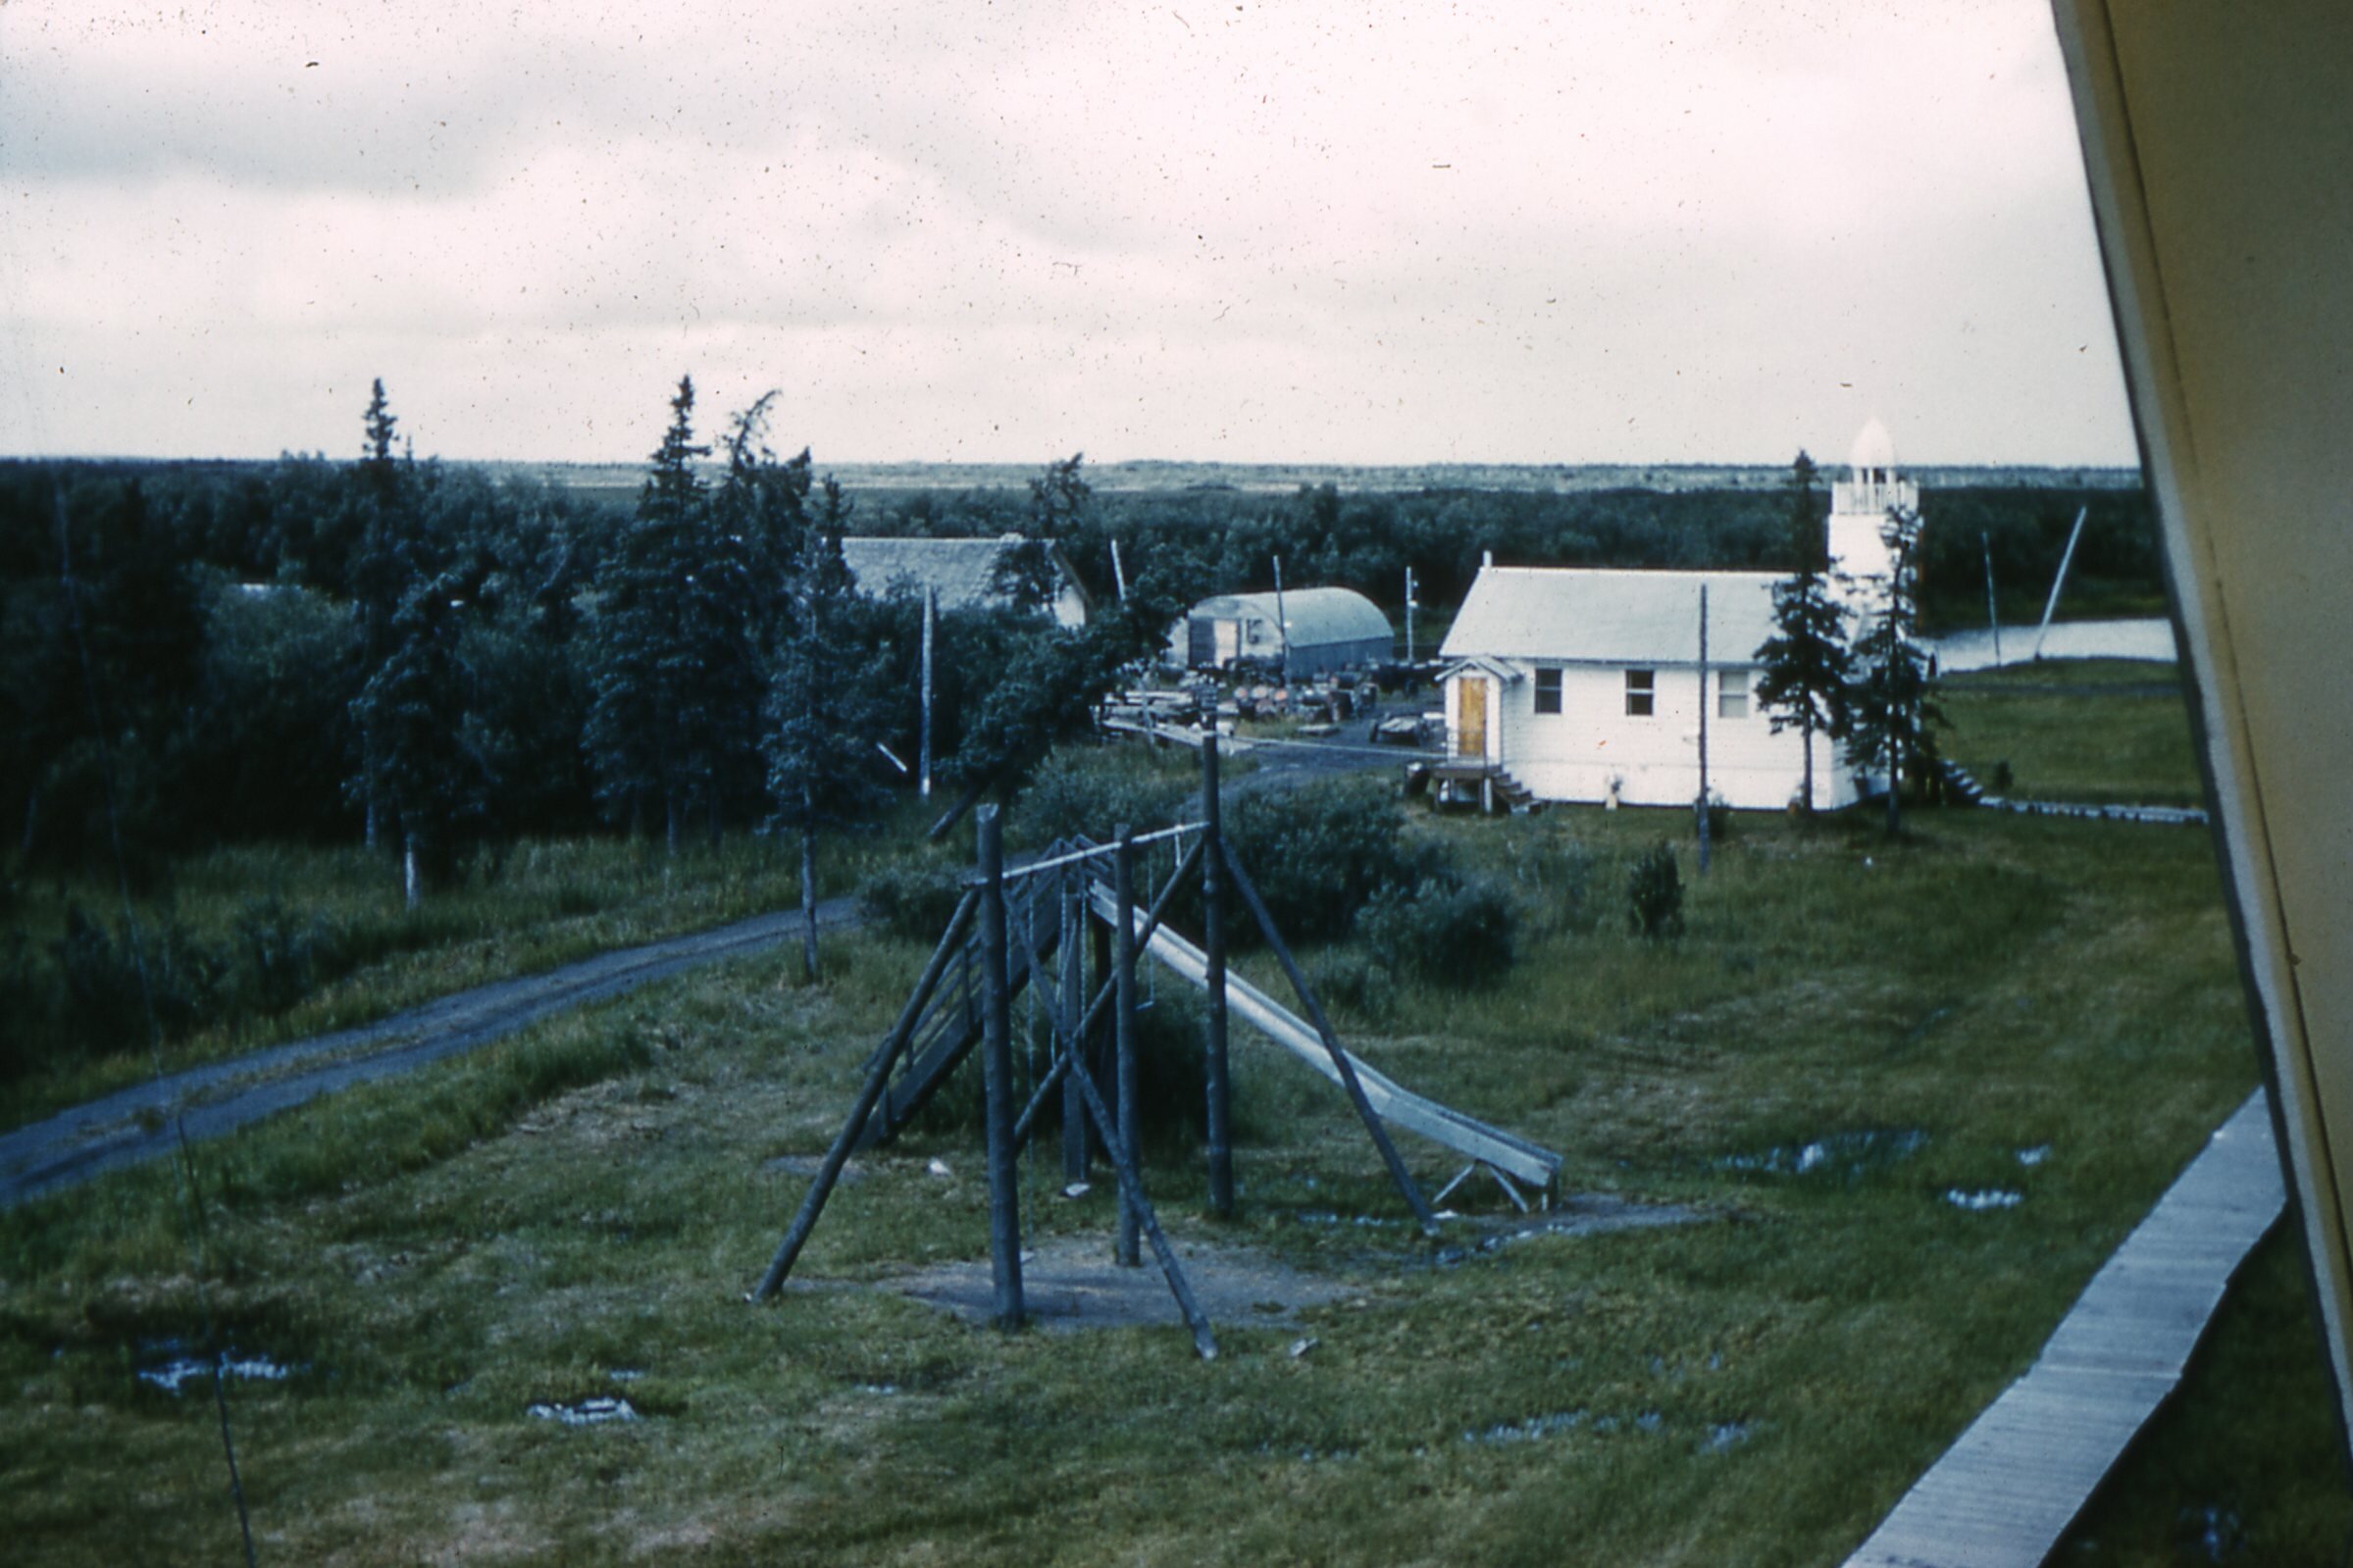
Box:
[4, 770, 2340, 1564]
[0, 800, 953, 1133]
[1941, 658, 2203, 807]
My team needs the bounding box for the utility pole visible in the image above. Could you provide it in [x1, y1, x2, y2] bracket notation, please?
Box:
[1404, 565, 1417, 665]
[1696, 583, 1712, 877]
[2034, 505, 2089, 661]
[919, 586, 936, 799]
[1983, 532, 2003, 668]
[1272, 552, 1292, 695]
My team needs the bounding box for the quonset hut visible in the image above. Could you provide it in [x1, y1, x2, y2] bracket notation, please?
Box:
[1169, 586, 1394, 678]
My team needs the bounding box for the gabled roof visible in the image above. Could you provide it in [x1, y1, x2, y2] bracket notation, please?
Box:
[839, 533, 1074, 615]
[1182, 585, 1392, 648]
[1438, 565, 1780, 666]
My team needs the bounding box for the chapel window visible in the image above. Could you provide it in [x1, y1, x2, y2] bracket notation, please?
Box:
[1625, 668, 1655, 717]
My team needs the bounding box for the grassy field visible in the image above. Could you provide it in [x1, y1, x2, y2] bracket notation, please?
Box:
[2, 810, 949, 1134]
[1940, 658, 2203, 808]
[0, 667, 2342, 1564]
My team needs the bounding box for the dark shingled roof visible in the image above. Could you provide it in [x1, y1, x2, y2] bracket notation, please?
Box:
[838, 534, 1028, 611]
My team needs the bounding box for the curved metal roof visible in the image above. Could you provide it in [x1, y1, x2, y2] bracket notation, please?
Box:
[1184, 585, 1392, 648]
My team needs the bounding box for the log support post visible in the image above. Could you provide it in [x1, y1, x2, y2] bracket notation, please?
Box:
[978, 807, 1024, 1329]
[1202, 738, 1235, 1218]
[1114, 823, 1142, 1267]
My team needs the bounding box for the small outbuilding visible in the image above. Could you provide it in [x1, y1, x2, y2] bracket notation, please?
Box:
[839, 534, 1090, 629]
[1169, 586, 1394, 677]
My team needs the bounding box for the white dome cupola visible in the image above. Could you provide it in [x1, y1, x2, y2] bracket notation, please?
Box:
[1827, 416, 1919, 589]
[1848, 416, 1897, 478]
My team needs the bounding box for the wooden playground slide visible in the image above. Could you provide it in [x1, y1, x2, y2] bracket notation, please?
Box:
[1088, 885, 1562, 1191]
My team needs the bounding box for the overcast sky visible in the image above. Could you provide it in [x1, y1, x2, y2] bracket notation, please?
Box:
[0, 0, 2137, 467]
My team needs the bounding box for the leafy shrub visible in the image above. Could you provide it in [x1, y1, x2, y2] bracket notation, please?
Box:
[1012, 746, 1195, 850]
[51, 904, 230, 1052]
[1223, 777, 1440, 945]
[1509, 835, 1602, 936]
[913, 974, 1209, 1159]
[232, 896, 343, 1015]
[859, 860, 970, 942]
[1627, 842, 1685, 939]
[1357, 876, 1517, 988]
[1310, 949, 1396, 1024]
[0, 934, 54, 1079]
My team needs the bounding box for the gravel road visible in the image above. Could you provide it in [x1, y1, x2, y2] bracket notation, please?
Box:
[0, 731, 1417, 1210]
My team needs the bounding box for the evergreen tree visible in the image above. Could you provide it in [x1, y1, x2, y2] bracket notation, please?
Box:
[765, 477, 894, 981]
[1752, 451, 1853, 816]
[362, 378, 399, 479]
[350, 558, 487, 907]
[586, 377, 709, 852]
[994, 451, 1090, 613]
[346, 378, 417, 848]
[1845, 503, 1945, 835]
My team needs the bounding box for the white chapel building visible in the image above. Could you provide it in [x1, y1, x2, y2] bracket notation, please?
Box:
[1435, 420, 1915, 812]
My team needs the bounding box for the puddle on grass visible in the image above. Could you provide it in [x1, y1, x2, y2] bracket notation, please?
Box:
[2016, 1144, 2053, 1167]
[1464, 1410, 1588, 1445]
[1946, 1189, 2023, 1211]
[527, 1395, 639, 1426]
[1433, 1198, 1707, 1268]
[1717, 1130, 1927, 1181]
[2179, 1503, 2246, 1563]
[1255, 1442, 1357, 1463]
[1294, 1211, 1410, 1231]
[1701, 1420, 1753, 1454]
[137, 1350, 296, 1394]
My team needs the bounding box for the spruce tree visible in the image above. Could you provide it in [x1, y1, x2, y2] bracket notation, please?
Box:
[1752, 451, 1853, 815]
[350, 559, 486, 907]
[586, 377, 709, 852]
[1845, 503, 1945, 835]
[994, 451, 1090, 614]
[765, 476, 893, 981]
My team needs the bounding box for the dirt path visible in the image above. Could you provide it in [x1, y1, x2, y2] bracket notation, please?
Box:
[0, 895, 863, 1208]
[0, 733, 1412, 1211]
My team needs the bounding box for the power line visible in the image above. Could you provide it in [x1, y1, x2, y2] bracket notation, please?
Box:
[54, 482, 259, 1568]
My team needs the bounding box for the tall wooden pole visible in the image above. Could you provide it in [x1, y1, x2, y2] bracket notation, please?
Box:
[919, 587, 936, 799]
[1404, 565, 1417, 665]
[1202, 739, 1234, 1218]
[1696, 583, 1712, 876]
[754, 891, 980, 1299]
[977, 807, 1024, 1328]
[1114, 824, 1142, 1266]
[1272, 552, 1292, 694]
[1982, 531, 2003, 667]
[1059, 877, 1087, 1180]
[2034, 504, 2089, 661]
[1219, 841, 1440, 1235]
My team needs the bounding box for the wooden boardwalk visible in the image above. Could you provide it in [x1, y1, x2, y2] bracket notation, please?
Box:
[1843, 1090, 2284, 1568]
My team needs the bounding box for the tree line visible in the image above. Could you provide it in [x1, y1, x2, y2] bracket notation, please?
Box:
[2, 389, 2154, 894]
[0, 379, 1175, 949]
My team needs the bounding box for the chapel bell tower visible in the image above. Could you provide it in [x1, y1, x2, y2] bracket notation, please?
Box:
[1827, 416, 1918, 589]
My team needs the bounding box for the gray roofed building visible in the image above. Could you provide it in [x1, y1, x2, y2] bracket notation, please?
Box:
[1169, 585, 1395, 677]
[838, 534, 1089, 629]
[1440, 567, 1779, 668]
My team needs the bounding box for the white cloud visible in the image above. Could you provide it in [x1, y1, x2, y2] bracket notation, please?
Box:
[0, 0, 2133, 463]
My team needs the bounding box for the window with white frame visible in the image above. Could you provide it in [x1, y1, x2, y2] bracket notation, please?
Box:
[1717, 668, 1750, 719]
[1625, 668, 1655, 717]
[1534, 667, 1562, 714]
